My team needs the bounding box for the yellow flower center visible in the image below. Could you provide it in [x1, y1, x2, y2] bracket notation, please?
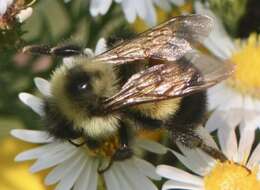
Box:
[74, 129, 164, 159]
[228, 34, 260, 98]
[86, 136, 120, 159]
[204, 161, 260, 190]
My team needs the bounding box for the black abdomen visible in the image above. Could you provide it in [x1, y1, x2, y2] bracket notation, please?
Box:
[167, 91, 207, 128]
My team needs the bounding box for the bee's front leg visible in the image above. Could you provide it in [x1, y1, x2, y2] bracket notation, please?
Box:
[113, 122, 133, 160]
[68, 139, 85, 147]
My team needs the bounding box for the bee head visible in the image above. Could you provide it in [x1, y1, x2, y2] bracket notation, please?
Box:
[50, 59, 118, 118]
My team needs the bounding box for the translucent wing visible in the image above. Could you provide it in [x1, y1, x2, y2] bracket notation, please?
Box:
[94, 14, 213, 65]
[104, 52, 234, 111]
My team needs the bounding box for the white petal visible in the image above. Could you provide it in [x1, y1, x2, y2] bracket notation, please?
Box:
[207, 83, 228, 110]
[206, 111, 226, 132]
[95, 38, 107, 55]
[203, 38, 231, 60]
[39, 142, 75, 158]
[196, 126, 219, 149]
[111, 163, 133, 190]
[19, 93, 44, 116]
[135, 139, 168, 154]
[162, 180, 203, 190]
[153, 0, 171, 12]
[243, 114, 260, 131]
[156, 165, 203, 186]
[34, 77, 51, 96]
[11, 129, 53, 143]
[177, 144, 215, 175]
[104, 164, 121, 190]
[134, 0, 147, 21]
[196, 149, 217, 172]
[30, 146, 78, 172]
[253, 98, 260, 112]
[0, 2, 8, 15]
[134, 157, 161, 180]
[247, 143, 260, 169]
[90, 0, 112, 16]
[15, 142, 62, 161]
[63, 57, 75, 66]
[0, 0, 13, 15]
[208, 86, 243, 112]
[141, 0, 157, 26]
[54, 153, 86, 190]
[16, 7, 33, 23]
[44, 151, 85, 185]
[99, 0, 112, 15]
[170, 0, 185, 6]
[168, 149, 207, 176]
[237, 126, 255, 164]
[83, 48, 95, 57]
[121, 0, 137, 23]
[217, 93, 243, 111]
[74, 158, 98, 190]
[217, 127, 238, 161]
[194, 2, 236, 59]
[243, 95, 255, 110]
[242, 96, 260, 129]
[206, 110, 242, 132]
[118, 159, 158, 190]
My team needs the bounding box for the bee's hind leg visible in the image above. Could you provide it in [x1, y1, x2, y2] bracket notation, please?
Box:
[171, 125, 227, 162]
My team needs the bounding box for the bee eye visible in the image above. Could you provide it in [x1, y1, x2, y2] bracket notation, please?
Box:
[78, 82, 88, 91]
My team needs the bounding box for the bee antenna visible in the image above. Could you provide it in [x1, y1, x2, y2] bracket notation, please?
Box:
[22, 44, 85, 57]
[22, 45, 51, 55]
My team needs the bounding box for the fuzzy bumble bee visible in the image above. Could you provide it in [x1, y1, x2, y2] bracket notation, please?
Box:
[23, 14, 234, 171]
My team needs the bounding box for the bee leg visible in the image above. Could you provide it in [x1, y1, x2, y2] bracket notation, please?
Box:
[172, 126, 227, 162]
[114, 122, 133, 160]
[68, 139, 85, 147]
[98, 147, 133, 174]
[98, 160, 114, 174]
[97, 123, 133, 174]
[99, 123, 133, 174]
[22, 44, 84, 57]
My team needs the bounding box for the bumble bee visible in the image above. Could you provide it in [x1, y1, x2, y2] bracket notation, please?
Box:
[23, 14, 234, 171]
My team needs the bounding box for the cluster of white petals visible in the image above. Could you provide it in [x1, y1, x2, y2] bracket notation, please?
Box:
[0, 0, 13, 15]
[195, 2, 260, 134]
[89, 0, 185, 26]
[157, 126, 260, 190]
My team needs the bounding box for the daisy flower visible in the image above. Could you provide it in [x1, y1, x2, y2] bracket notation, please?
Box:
[89, 0, 185, 26]
[11, 38, 167, 190]
[156, 126, 260, 190]
[0, 0, 13, 16]
[0, 0, 33, 29]
[195, 2, 260, 134]
[11, 129, 166, 190]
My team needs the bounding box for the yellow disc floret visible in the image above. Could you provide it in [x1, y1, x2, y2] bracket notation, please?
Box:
[228, 33, 260, 98]
[86, 136, 120, 159]
[204, 161, 260, 190]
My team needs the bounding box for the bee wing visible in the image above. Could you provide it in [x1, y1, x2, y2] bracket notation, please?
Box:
[94, 14, 213, 65]
[104, 52, 234, 111]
